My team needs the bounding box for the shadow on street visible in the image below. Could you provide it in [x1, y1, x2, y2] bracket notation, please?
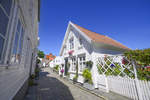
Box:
[38, 70, 74, 100]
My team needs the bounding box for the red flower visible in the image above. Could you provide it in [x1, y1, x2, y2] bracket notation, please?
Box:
[68, 50, 74, 55]
[146, 66, 150, 68]
[122, 57, 129, 65]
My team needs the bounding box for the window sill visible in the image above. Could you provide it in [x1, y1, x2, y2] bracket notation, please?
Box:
[0, 63, 20, 71]
[78, 72, 83, 75]
[0, 64, 8, 67]
[69, 71, 83, 75]
[69, 71, 76, 74]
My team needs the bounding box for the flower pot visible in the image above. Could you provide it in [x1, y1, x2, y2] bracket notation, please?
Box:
[83, 82, 94, 90]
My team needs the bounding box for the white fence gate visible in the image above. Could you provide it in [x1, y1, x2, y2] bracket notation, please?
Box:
[97, 75, 107, 91]
[96, 55, 150, 100]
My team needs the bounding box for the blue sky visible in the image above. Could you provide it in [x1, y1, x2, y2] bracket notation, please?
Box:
[38, 0, 150, 56]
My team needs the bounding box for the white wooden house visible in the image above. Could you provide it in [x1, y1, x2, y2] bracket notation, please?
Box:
[59, 21, 130, 88]
[0, 0, 40, 99]
[49, 56, 65, 75]
[49, 56, 63, 68]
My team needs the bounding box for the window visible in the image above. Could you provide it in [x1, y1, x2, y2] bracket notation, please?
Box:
[10, 19, 24, 64]
[0, 36, 4, 61]
[18, 29, 24, 55]
[71, 57, 76, 72]
[69, 37, 74, 50]
[0, 0, 12, 16]
[78, 56, 86, 72]
[79, 38, 82, 45]
[0, 0, 12, 62]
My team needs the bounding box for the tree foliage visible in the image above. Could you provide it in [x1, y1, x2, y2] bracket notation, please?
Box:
[124, 48, 150, 81]
[124, 48, 150, 66]
[38, 50, 45, 58]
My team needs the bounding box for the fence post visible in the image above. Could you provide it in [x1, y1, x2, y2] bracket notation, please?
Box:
[105, 76, 109, 93]
[133, 61, 143, 100]
[92, 58, 98, 89]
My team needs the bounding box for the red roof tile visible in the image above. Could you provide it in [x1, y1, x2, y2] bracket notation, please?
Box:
[74, 23, 130, 50]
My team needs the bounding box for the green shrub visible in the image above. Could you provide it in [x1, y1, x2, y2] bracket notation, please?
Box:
[137, 68, 150, 81]
[28, 79, 34, 86]
[83, 69, 93, 84]
[124, 48, 150, 66]
[86, 61, 93, 70]
[54, 65, 59, 71]
[124, 48, 150, 80]
[73, 75, 78, 82]
[35, 67, 40, 77]
[97, 64, 103, 74]
[30, 74, 36, 79]
[36, 59, 41, 64]
[35, 67, 40, 73]
[29, 75, 38, 86]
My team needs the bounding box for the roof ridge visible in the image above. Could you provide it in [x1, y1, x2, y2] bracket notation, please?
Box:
[72, 23, 105, 35]
[72, 23, 130, 50]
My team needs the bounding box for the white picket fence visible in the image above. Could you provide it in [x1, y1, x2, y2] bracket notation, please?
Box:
[96, 56, 150, 100]
[97, 75, 150, 100]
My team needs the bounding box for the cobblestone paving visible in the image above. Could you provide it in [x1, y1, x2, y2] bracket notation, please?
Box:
[37, 68, 104, 100]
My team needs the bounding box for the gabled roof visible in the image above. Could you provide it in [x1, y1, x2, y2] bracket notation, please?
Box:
[60, 21, 130, 56]
[73, 23, 130, 50]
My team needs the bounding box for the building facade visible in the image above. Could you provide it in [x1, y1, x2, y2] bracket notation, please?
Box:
[45, 53, 56, 61]
[49, 56, 63, 68]
[59, 21, 130, 88]
[0, 0, 40, 99]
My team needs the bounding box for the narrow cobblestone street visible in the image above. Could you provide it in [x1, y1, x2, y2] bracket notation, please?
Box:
[25, 67, 104, 100]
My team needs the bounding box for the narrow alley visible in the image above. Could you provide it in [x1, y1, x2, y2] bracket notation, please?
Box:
[24, 68, 103, 100]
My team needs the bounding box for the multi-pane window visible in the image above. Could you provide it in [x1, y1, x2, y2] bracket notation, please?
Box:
[69, 37, 74, 50]
[0, 0, 12, 61]
[11, 19, 24, 64]
[79, 56, 86, 72]
[71, 57, 76, 72]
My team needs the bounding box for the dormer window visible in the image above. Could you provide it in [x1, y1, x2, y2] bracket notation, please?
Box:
[79, 38, 82, 45]
[69, 37, 74, 50]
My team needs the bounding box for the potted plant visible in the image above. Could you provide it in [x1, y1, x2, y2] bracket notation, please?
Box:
[73, 75, 78, 84]
[60, 68, 64, 77]
[54, 65, 59, 73]
[82, 69, 94, 90]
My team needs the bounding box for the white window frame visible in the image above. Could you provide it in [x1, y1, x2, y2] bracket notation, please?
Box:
[69, 37, 74, 50]
[0, 0, 13, 64]
[71, 57, 76, 72]
[78, 55, 86, 72]
[79, 37, 83, 46]
[10, 7, 25, 65]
